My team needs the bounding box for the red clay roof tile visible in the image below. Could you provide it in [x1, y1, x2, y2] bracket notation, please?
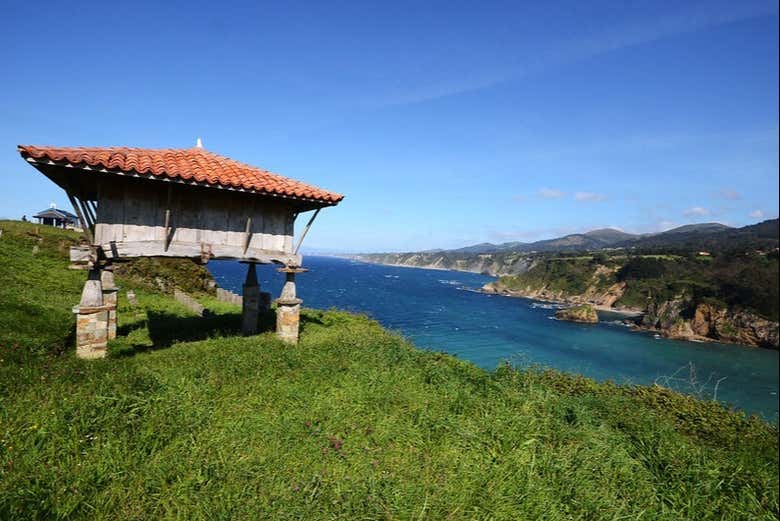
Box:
[17, 145, 344, 205]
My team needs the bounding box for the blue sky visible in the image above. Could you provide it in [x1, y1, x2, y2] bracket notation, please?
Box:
[1, 0, 777, 252]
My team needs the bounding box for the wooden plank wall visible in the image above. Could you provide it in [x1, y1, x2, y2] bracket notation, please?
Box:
[94, 178, 298, 263]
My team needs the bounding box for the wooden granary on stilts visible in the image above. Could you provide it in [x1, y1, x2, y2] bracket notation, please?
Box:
[18, 143, 343, 358]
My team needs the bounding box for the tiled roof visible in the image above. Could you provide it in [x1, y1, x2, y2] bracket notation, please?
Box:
[18, 145, 344, 205]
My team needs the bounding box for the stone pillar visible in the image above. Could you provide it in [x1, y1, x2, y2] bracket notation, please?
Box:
[242, 263, 261, 335]
[259, 291, 271, 312]
[276, 267, 307, 344]
[72, 267, 109, 359]
[100, 265, 118, 340]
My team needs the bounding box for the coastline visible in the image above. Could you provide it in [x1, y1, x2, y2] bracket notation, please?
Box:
[349, 256, 495, 275]
[481, 286, 776, 349]
[354, 259, 452, 272]
[350, 257, 777, 350]
[480, 285, 645, 317]
[354, 256, 646, 318]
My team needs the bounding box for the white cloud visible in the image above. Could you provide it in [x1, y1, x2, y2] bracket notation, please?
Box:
[574, 191, 607, 202]
[489, 226, 578, 242]
[683, 206, 710, 217]
[538, 188, 564, 199]
[719, 189, 741, 200]
[749, 209, 765, 219]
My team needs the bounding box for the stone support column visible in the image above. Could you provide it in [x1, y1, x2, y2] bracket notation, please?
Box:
[72, 267, 110, 359]
[242, 263, 261, 335]
[276, 267, 307, 344]
[100, 265, 118, 340]
[259, 291, 271, 313]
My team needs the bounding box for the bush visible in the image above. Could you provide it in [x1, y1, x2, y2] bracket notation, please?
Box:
[617, 257, 667, 281]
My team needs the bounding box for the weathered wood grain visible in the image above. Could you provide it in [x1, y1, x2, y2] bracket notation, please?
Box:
[92, 176, 299, 263]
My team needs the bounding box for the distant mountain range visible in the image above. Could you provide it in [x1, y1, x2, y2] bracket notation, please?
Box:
[355, 219, 779, 279]
[443, 220, 777, 254]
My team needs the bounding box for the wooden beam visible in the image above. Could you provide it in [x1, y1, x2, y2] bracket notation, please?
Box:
[66, 191, 94, 244]
[243, 216, 253, 255]
[164, 184, 172, 252]
[69, 245, 91, 262]
[87, 200, 98, 221]
[99, 240, 301, 266]
[82, 199, 96, 226]
[293, 208, 321, 255]
[77, 198, 95, 231]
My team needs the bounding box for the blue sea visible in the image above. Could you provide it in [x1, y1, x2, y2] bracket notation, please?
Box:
[208, 256, 779, 421]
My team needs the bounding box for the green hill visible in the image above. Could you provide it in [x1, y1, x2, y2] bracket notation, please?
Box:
[0, 220, 778, 519]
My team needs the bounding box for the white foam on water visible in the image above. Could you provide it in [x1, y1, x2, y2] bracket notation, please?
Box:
[531, 302, 567, 310]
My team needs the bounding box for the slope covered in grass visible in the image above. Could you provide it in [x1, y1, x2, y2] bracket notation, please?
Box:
[0, 220, 778, 519]
[0, 220, 85, 355]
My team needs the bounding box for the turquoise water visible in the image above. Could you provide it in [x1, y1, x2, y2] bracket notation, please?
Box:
[208, 256, 779, 421]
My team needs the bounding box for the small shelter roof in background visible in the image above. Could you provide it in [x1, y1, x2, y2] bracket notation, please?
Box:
[18, 145, 344, 207]
[33, 207, 79, 220]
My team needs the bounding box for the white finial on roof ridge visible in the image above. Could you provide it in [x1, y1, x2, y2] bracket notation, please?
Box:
[50, 202, 56, 209]
[196, 137, 203, 149]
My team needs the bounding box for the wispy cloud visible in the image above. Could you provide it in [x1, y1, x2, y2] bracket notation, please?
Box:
[366, 2, 777, 108]
[574, 191, 607, 202]
[719, 188, 742, 200]
[488, 226, 578, 242]
[512, 194, 528, 202]
[538, 188, 564, 199]
[488, 223, 632, 242]
[749, 209, 765, 219]
[683, 206, 710, 217]
[520, 128, 779, 165]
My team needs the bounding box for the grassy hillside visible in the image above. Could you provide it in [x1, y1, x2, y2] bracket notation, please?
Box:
[1, 220, 778, 519]
[495, 257, 606, 296]
[495, 252, 779, 322]
[0, 220, 86, 355]
[620, 219, 779, 252]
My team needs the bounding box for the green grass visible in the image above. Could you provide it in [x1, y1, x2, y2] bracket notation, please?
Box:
[1, 220, 778, 519]
[0, 221, 85, 355]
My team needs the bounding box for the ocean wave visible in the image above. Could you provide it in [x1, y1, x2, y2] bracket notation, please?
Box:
[607, 320, 631, 327]
[531, 302, 567, 310]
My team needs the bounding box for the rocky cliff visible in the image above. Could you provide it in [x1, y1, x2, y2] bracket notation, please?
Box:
[355, 252, 535, 277]
[483, 264, 632, 308]
[642, 299, 779, 348]
[484, 261, 779, 349]
[555, 304, 599, 323]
